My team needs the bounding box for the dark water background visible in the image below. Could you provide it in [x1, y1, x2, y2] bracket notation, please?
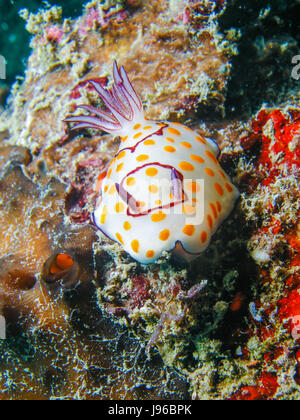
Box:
[0, 0, 83, 86]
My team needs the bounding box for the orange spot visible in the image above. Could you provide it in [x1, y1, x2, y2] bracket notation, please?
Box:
[182, 125, 193, 132]
[137, 201, 146, 209]
[159, 229, 170, 241]
[133, 132, 142, 139]
[136, 154, 149, 162]
[126, 177, 136, 186]
[201, 231, 207, 243]
[149, 184, 158, 194]
[131, 240, 140, 253]
[116, 163, 124, 172]
[230, 292, 246, 312]
[121, 136, 128, 143]
[205, 150, 218, 164]
[155, 199, 162, 205]
[117, 150, 126, 160]
[49, 265, 63, 275]
[115, 202, 125, 213]
[146, 250, 155, 259]
[108, 185, 117, 195]
[219, 170, 226, 179]
[123, 221, 131, 231]
[50, 253, 74, 274]
[187, 182, 200, 193]
[183, 225, 195, 236]
[96, 171, 107, 193]
[183, 205, 196, 215]
[214, 183, 224, 196]
[190, 154, 205, 164]
[151, 211, 167, 222]
[146, 167, 158, 177]
[168, 127, 181, 136]
[144, 125, 152, 130]
[165, 137, 175, 143]
[207, 214, 213, 229]
[210, 203, 218, 219]
[164, 145, 176, 153]
[204, 168, 215, 176]
[179, 161, 194, 171]
[107, 168, 112, 178]
[133, 123, 141, 130]
[100, 206, 108, 224]
[104, 185, 109, 193]
[180, 141, 192, 149]
[225, 183, 233, 192]
[116, 232, 124, 245]
[196, 135, 206, 144]
[144, 139, 156, 145]
[216, 201, 222, 213]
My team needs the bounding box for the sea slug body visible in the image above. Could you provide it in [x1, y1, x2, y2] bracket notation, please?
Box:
[65, 62, 239, 264]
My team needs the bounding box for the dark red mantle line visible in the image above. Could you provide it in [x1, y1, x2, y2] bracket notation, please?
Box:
[114, 123, 169, 158]
[119, 162, 187, 218]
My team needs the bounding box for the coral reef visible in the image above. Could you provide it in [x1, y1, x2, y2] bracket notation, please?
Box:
[3, 0, 231, 162]
[0, 0, 299, 400]
[228, 107, 300, 400]
[0, 163, 188, 399]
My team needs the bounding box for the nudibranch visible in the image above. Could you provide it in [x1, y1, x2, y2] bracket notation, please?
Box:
[65, 62, 239, 264]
